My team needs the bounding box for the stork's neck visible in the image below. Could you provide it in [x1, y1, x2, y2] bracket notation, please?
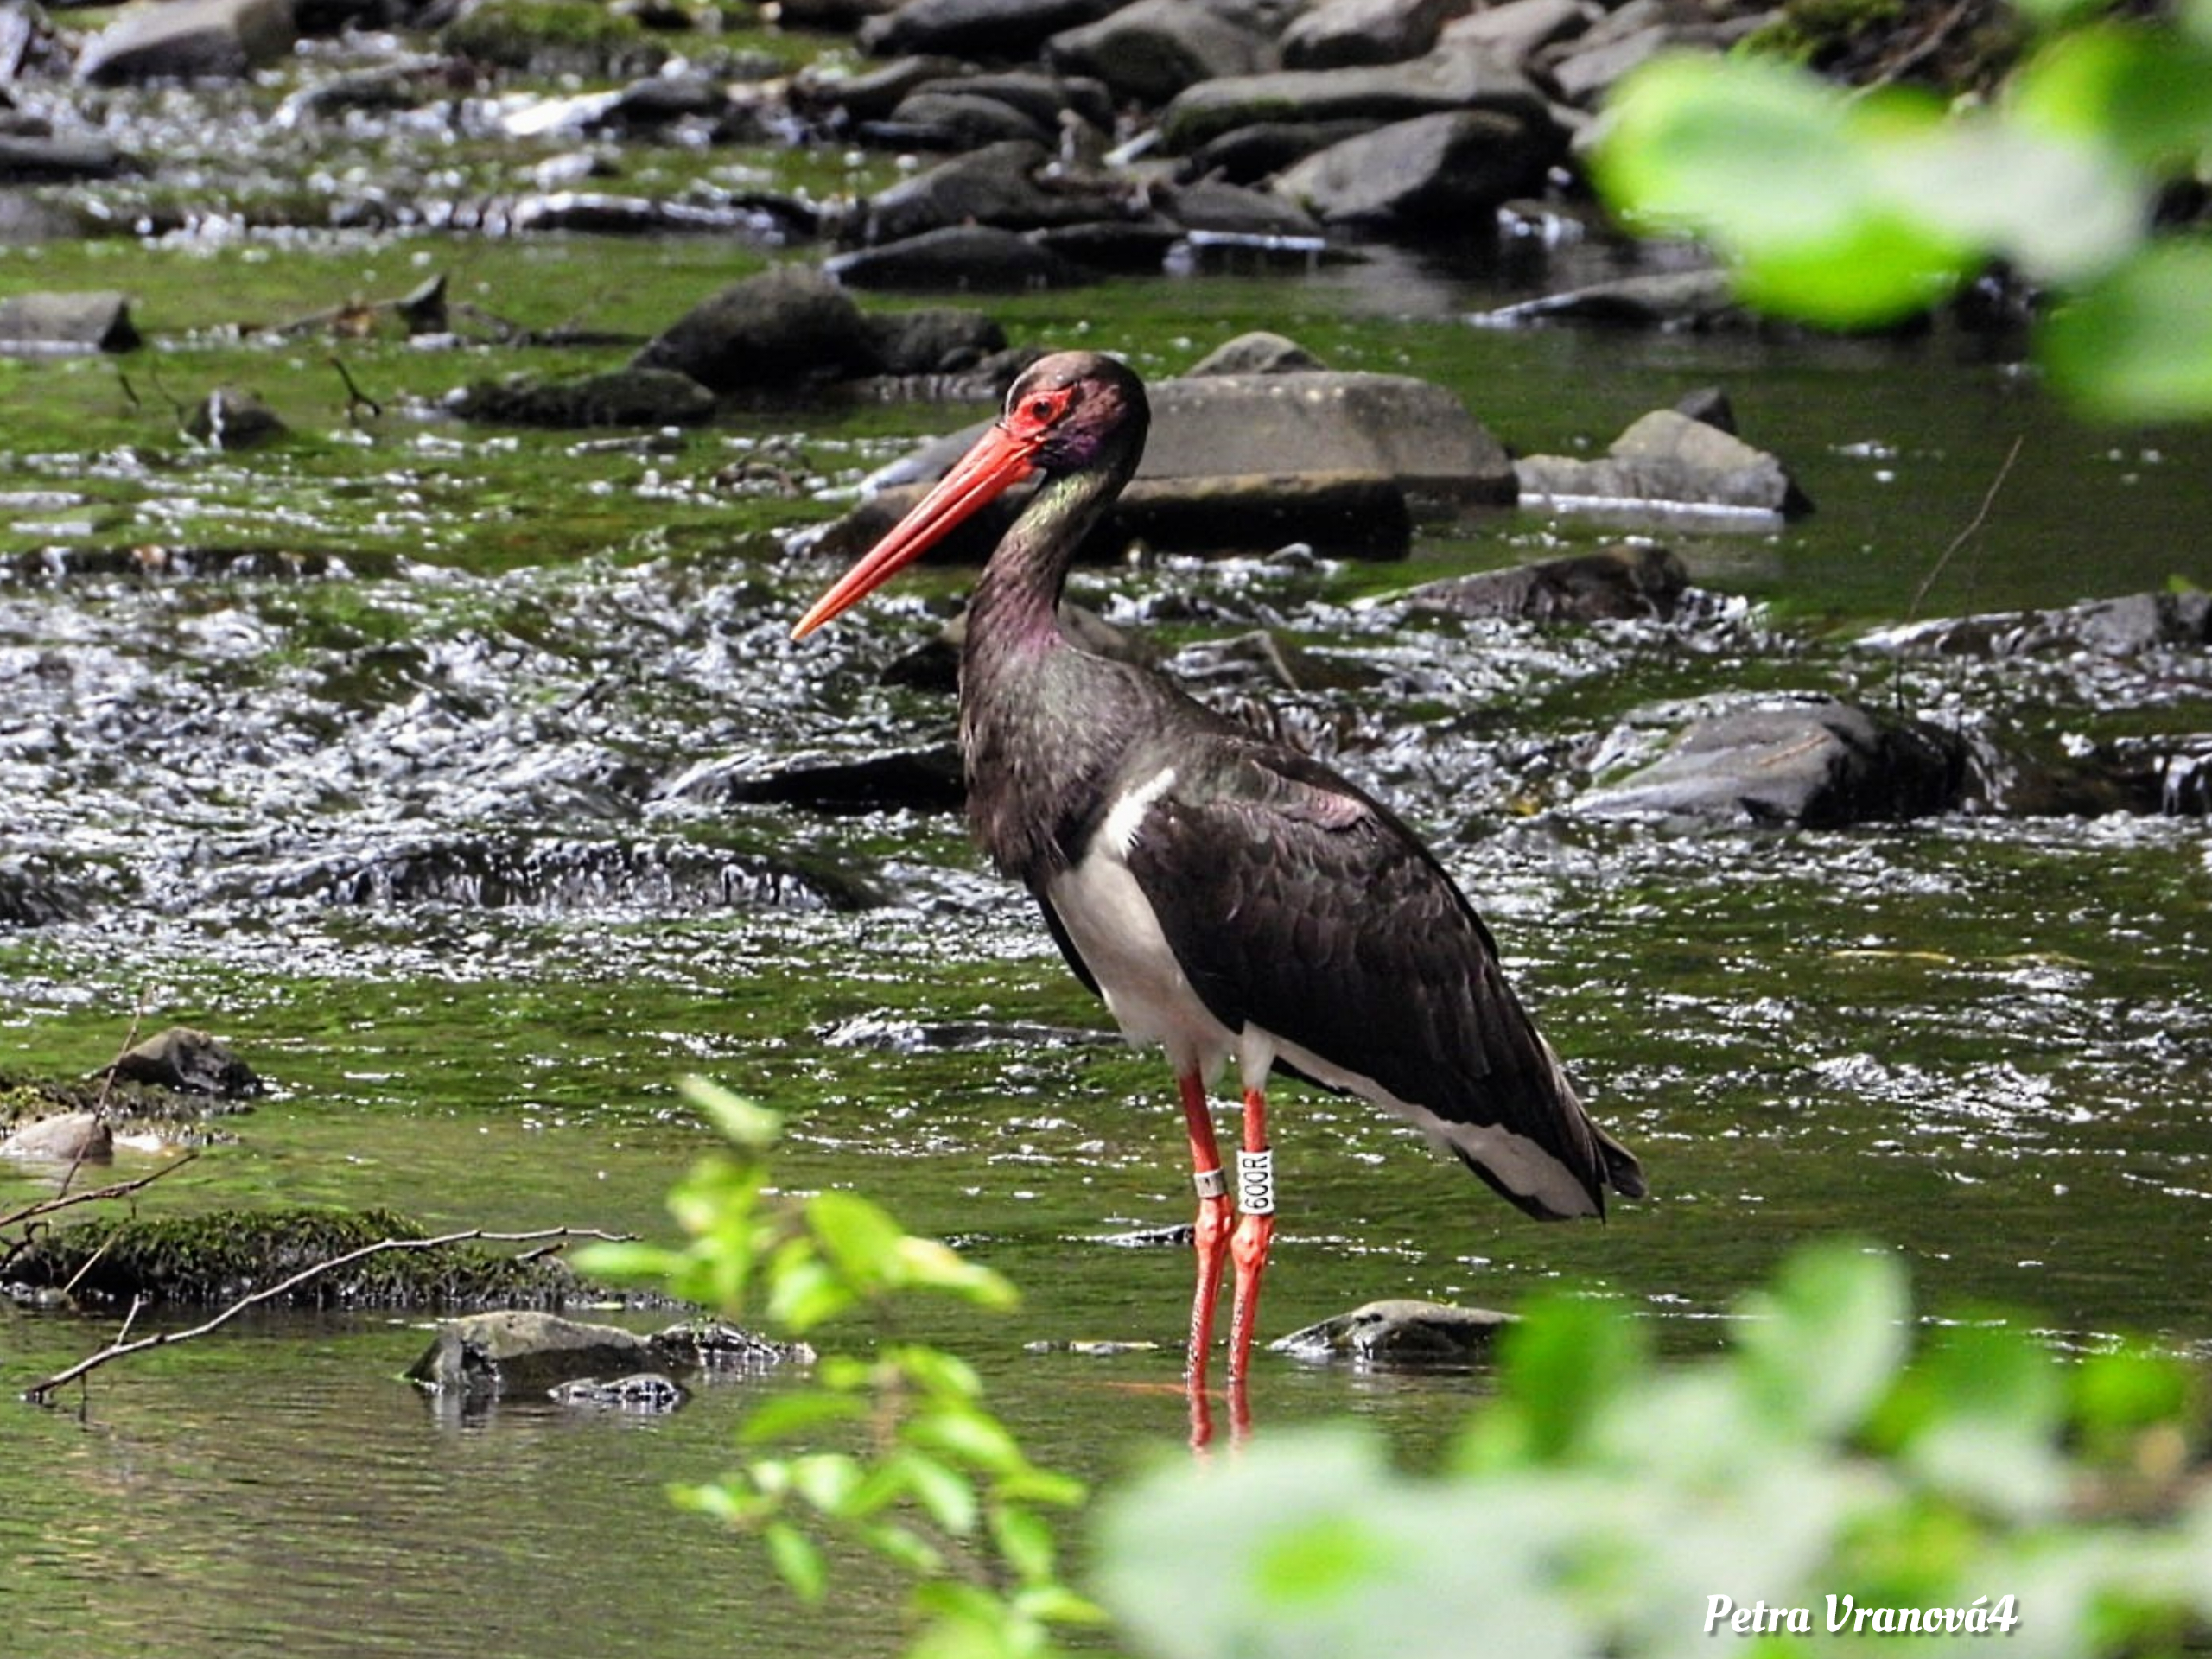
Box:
[957, 464, 1138, 886]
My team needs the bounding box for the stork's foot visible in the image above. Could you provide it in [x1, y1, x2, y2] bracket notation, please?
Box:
[1228, 1209, 1275, 1387]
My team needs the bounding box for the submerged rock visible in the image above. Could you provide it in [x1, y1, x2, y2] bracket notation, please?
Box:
[450, 365, 716, 428]
[1577, 695, 1969, 828]
[1275, 107, 1564, 230]
[1274, 1298, 1514, 1363]
[1405, 543, 1689, 622]
[1861, 591, 2212, 659]
[826, 224, 1089, 290]
[550, 1370, 688, 1411]
[76, 0, 296, 86]
[632, 264, 874, 393]
[409, 1311, 812, 1396]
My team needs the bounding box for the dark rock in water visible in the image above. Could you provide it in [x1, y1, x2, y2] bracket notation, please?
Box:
[825, 225, 1087, 291]
[1471, 268, 1745, 331]
[1181, 118, 1381, 186]
[1159, 37, 1551, 154]
[186, 389, 288, 450]
[0, 862, 87, 926]
[1285, 0, 1464, 67]
[76, 0, 296, 85]
[632, 264, 874, 393]
[1516, 409, 1809, 518]
[1274, 1299, 1514, 1363]
[1578, 695, 1970, 828]
[1861, 591, 2212, 659]
[0, 290, 140, 353]
[861, 0, 1126, 60]
[102, 1026, 264, 1099]
[0, 1110, 112, 1163]
[411, 1313, 812, 1398]
[10, 1207, 580, 1308]
[652, 1319, 814, 1372]
[0, 130, 124, 182]
[851, 140, 1131, 245]
[1046, 0, 1277, 104]
[1159, 175, 1325, 238]
[450, 366, 715, 428]
[665, 746, 967, 814]
[408, 1312, 656, 1396]
[1275, 107, 1565, 230]
[550, 1371, 688, 1411]
[1120, 470, 1412, 559]
[1185, 330, 1328, 376]
[251, 833, 883, 913]
[862, 307, 1008, 375]
[880, 88, 1055, 148]
[1406, 543, 1689, 622]
[1030, 215, 1186, 275]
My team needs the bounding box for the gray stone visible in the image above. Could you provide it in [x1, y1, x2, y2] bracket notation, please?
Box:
[406, 1311, 655, 1396]
[861, 0, 1126, 60]
[632, 264, 873, 392]
[102, 1027, 264, 1099]
[1406, 543, 1688, 621]
[549, 1371, 687, 1411]
[1577, 696, 1970, 827]
[824, 225, 1086, 291]
[1, 1111, 113, 1163]
[1274, 1299, 1513, 1363]
[1516, 409, 1809, 517]
[0, 130, 124, 182]
[1274, 108, 1561, 229]
[1471, 268, 1743, 330]
[1160, 36, 1548, 153]
[1440, 0, 1597, 67]
[451, 366, 716, 428]
[1185, 330, 1327, 375]
[1282, 0, 1468, 70]
[1046, 0, 1278, 104]
[853, 140, 1131, 244]
[0, 290, 139, 353]
[77, 0, 296, 85]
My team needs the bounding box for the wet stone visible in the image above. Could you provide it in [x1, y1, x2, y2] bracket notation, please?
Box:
[0, 1110, 112, 1163]
[1273, 1298, 1515, 1364]
[550, 1371, 688, 1411]
[1405, 544, 1690, 622]
[100, 1026, 264, 1100]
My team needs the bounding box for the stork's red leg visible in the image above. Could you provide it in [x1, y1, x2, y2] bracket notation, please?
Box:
[1176, 1071, 1231, 1408]
[1228, 1085, 1276, 1399]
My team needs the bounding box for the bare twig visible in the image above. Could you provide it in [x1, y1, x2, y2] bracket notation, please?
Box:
[1908, 432, 2024, 624]
[60, 995, 151, 1201]
[22, 1224, 635, 1405]
[0, 1150, 200, 1233]
[330, 355, 383, 427]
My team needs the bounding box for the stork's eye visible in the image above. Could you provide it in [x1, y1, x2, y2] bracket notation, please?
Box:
[1010, 384, 1075, 433]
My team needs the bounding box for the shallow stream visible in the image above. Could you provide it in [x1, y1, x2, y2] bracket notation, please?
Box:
[3, 92, 2211, 1659]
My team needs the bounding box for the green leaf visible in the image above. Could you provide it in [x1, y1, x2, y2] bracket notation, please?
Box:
[909, 1405, 1026, 1477]
[893, 1343, 985, 1402]
[858, 1518, 947, 1575]
[789, 1451, 867, 1516]
[766, 1241, 853, 1332]
[2010, 22, 2212, 175]
[989, 1502, 1058, 1585]
[1733, 1240, 1910, 1439]
[1483, 1292, 1649, 1464]
[738, 1389, 871, 1445]
[896, 1449, 982, 1536]
[893, 1235, 1020, 1309]
[567, 1240, 680, 1285]
[809, 1189, 910, 1285]
[2041, 238, 2212, 419]
[682, 1076, 783, 1152]
[763, 1521, 827, 1604]
[2070, 1345, 2196, 1447]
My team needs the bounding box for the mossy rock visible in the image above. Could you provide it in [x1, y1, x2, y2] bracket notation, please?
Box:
[439, 0, 672, 79]
[0, 1070, 251, 1145]
[2, 1205, 584, 1309]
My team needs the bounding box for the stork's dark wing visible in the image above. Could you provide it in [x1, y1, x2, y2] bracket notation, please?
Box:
[1122, 736, 1642, 1219]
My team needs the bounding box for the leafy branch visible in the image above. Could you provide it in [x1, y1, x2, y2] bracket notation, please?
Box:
[574, 1079, 1102, 1659]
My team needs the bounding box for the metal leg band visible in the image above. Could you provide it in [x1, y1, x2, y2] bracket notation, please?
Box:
[1192, 1166, 1227, 1200]
[1236, 1148, 1276, 1216]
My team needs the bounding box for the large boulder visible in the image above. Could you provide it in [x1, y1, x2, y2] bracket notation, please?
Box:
[1282, 0, 1470, 70]
[1274, 107, 1562, 229]
[101, 1026, 264, 1099]
[0, 290, 140, 353]
[1516, 408, 1810, 518]
[1046, 0, 1280, 104]
[861, 0, 1128, 60]
[632, 264, 874, 393]
[851, 140, 1134, 245]
[1576, 696, 1970, 827]
[1274, 1299, 1513, 1363]
[1159, 36, 1549, 153]
[76, 0, 296, 84]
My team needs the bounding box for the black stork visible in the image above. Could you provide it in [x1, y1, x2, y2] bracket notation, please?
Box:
[793, 351, 1643, 1439]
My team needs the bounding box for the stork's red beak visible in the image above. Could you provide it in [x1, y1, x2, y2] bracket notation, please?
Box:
[791, 421, 1040, 639]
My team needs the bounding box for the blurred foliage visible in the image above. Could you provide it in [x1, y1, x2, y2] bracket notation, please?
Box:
[575, 1079, 1100, 1659]
[1095, 1240, 2212, 1659]
[1593, 0, 2212, 418]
